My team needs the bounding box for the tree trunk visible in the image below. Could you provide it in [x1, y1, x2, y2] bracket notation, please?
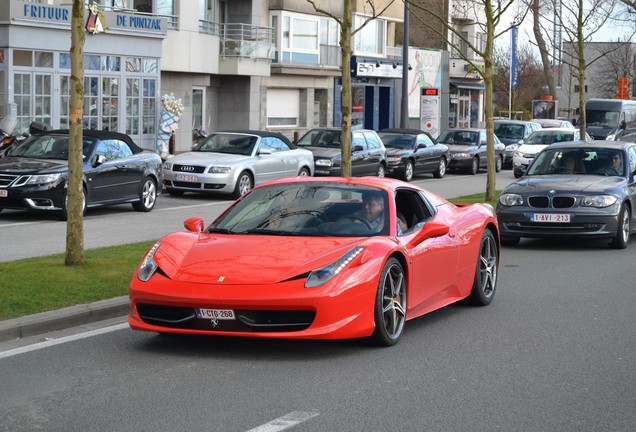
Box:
[532, 0, 557, 98]
[484, 0, 496, 202]
[339, 0, 353, 177]
[65, 0, 85, 266]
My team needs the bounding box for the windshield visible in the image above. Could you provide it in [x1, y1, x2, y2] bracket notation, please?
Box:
[437, 130, 479, 146]
[587, 109, 620, 128]
[193, 134, 257, 156]
[0, 115, 18, 135]
[9, 134, 95, 160]
[525, 131, 574, 145]
[526, 148, 625, 177]
[494, 124, 524, 139]
[378, 133, 414, 149]
[296, 130, 342, 148]
[211, 182, 389, 237]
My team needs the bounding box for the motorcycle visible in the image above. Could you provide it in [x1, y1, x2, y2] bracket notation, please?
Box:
[0, 116, 50, 158]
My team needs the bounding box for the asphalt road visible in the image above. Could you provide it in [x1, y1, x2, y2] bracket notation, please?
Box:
[0, 170, 515, 262]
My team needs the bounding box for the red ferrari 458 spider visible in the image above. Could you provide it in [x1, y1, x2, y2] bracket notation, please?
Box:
[129, 177, 500, 346]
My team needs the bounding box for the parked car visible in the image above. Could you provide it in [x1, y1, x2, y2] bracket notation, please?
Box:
[437, 128, 505, 174]
[296, 127, 387, 177]
[0, 129, 162, 220]
[129, 176, 500, 346]
[512, 128, 592, 178]
[493, 120, 542, 168]
[163, 130, 314, 199]
[497, 141, 636, 248]
[530, 118, 576, 129]
[377, 128, 449, 181]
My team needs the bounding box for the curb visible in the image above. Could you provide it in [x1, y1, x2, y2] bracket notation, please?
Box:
[0, 296, 129, 343]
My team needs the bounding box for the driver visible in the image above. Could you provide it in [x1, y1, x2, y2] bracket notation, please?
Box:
[359, 190, 386, 231]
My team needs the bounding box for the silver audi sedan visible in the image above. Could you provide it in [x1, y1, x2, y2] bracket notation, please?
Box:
[163, 131, 314, 199]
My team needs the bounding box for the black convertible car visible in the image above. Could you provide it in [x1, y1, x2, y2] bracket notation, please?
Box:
[0, 130, 163, 220]
[496, 141, 636, 249]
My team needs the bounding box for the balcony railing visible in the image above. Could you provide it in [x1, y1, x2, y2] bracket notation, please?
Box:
[220, 23, 274, 60]
[199, 19, 220, 36]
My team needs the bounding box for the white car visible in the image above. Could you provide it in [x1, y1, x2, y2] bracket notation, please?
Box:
[163, 131, 314, 198]
[513, 128, 591, 178]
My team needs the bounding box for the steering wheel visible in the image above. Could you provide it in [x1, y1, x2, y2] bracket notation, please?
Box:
[338, 215, 374, 230]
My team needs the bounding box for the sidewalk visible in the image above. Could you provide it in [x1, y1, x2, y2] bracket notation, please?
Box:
[0, 296, 129, 343]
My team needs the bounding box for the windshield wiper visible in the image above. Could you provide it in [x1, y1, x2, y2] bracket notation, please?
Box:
[207, 228, 236, 234]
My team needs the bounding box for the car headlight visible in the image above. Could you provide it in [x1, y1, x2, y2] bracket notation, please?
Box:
[14, 173, 62, 186]
[606, 134, 616, 141]
[315, 159, 333, 167]
[580, 195, 617, 208]
[387, 156, 402, 163]
[499, 193, 524, 206]
[505, 144, 519, 151]
[137, 241, 162, 282]
[452, 152, 471, 159]
[209, 166, 231, 173]
[163, 162, 172, 170]
[305, 246, 365, 288]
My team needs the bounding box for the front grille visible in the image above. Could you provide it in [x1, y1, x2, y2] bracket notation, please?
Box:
[528, 195, 575, 209]
[0, 174, 19, 187]
[137, 303, 315, 332]
[172, 164, 206, 174]
[503, 221, 604, 234]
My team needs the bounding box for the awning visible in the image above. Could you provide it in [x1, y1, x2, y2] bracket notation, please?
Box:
[450, 81, 485, 90]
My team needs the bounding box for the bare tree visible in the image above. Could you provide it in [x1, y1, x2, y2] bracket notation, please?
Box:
[531, 0, 558, 99]
[65, 0, 85, 266]
[587, 40, 636, 98]
[307, 0, 396, 177]
[408, 0, 519, 202]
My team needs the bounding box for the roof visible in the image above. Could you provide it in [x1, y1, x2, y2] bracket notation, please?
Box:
[494, 120, 540, 125]
[214, 130, 293, 146]
[38, 129, 144, 153]
[549, 140, 630, 150]
[378, 128, 428, 135]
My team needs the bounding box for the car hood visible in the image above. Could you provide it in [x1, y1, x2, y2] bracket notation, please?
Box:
[498, 137, 523, 145]
[153, 232, 370, 285]
[302, 146, 341, 159]
[385, 148, 411, 157]
[506, 175, 626, 194]
[444, 144, 477, 153]
[169, 152, 252, 166]
[0, 157, 68, 174]
[516, 144, 548, 155]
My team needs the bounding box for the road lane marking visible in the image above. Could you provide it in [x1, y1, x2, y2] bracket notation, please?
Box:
[246, 411, 319, 432]
[0, 323, 128, 359]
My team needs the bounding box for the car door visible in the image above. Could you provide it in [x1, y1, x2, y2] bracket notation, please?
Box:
[86, 139, 137, 202]
[478, 131, 489, 168]
[351, 132, 369, 176]
[252, 137, 288, 184]
[414, 133, 439, 174]
[363, 131, 385, 176]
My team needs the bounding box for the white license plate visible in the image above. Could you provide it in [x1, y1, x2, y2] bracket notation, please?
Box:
[531, 213, 570, 223]
[315, 170, 329, 175]
[195, 308, 235, 320]
[175, 174, 198, 182]
[0, 189, 6, 197]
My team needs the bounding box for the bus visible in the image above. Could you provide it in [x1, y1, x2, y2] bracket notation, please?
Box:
[585, 98, 636, 140]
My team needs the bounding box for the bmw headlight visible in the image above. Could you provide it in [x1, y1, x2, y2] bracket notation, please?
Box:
[315, 159, 333, 167]
[163, 162, 172, 170]
[305, 246, 365, 288]
[452, 152, 471, 159]
[499, 193, 524, 206]
[137, 241, 162, 282]
[580, 195, 617, 208]
[209, 166, 231, 173]
[16, 173, 62, 186]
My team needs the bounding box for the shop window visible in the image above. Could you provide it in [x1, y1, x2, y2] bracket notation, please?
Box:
[142, 59, 157, 73]
[126, 78, 140, 135]
[85, 55, 101, 71]
[84, 76, 99, 130]
[13, 50, 32, 67]
[142, 79, 156, 134]
[102, 77, 119, 132]
[60, 76, 71, 129]
[14, 73, 31, 132]
[34, 74, 52, 127]
[0, 71, 4, 118]
[126, 57, 142, 72]
[102, 56, 121, 72]
[34, 52, 53, 68]
[267, 88, 299, 127]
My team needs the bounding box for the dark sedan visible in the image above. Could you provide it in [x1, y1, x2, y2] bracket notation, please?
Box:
[377, 128, 449, 181]
[296, 128, 387, 177]
[0, 130, 162, 220]
[438, 128, 505, 174]
[496, 141, 636, 249]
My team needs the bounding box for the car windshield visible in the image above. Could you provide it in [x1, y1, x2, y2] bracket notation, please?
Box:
[437, 131, 479, 146]
[378, 133, 414, 149]
[9, 134, 95, 160]
[525, 131, 573, 145]
[494, 124, 524, 139]
[296, 130, 342, 148]
[526, 148, 625, 177]
[210, 182, 389, 237]
[587, 110, 620, 128]
[194, 134, 257, 156]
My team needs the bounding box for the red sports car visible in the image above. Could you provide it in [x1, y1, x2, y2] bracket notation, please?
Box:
[129, 177, 500, 346]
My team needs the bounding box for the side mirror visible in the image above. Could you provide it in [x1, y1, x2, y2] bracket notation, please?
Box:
[620, 120, 627, 130]
[352, 145, 364, 152]
[184, 217, 205, 233]
[257, 148, 272, 155]
[408, 219, 450, 247]
[92, 154, 106, 167]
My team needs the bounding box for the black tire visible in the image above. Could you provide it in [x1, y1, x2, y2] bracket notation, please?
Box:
[500, 236, 520, 247]
[433, 158, 446, 179]
[233, 171, 253, 199]
[495, 155, 503, 172]
[132, 177, 158, 212]
[370, 257, 407, 347]
[402, 160, 414, 181]
[469, 157, 479, 175]
[609, 204, 630, 249]
[376, 164, 386, 178]
[468, 229, 498, 306]
[60, 188, 86, 221]
[167, 188, 184, 196]
[298, 167, 310, 177]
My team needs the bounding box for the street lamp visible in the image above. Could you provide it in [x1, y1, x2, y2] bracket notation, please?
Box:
[400, 1, 409, 128]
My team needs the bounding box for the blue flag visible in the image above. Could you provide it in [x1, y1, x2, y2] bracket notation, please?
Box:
[511, 26, 519, 88]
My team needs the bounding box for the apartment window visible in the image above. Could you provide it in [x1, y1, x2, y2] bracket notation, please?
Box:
[192, 87, 205, 129]
[353, 15, 385, 56]
[476, 32, 486, 53]
[267, 89, 299, 127]
[273, 12, 320, 64]
[198, 0, 216, 21]
[133, 0, 152, 13]
[574, 85, 588, 93]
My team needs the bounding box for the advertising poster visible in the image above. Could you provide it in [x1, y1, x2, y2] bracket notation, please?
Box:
[408, 48, 442, 118]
